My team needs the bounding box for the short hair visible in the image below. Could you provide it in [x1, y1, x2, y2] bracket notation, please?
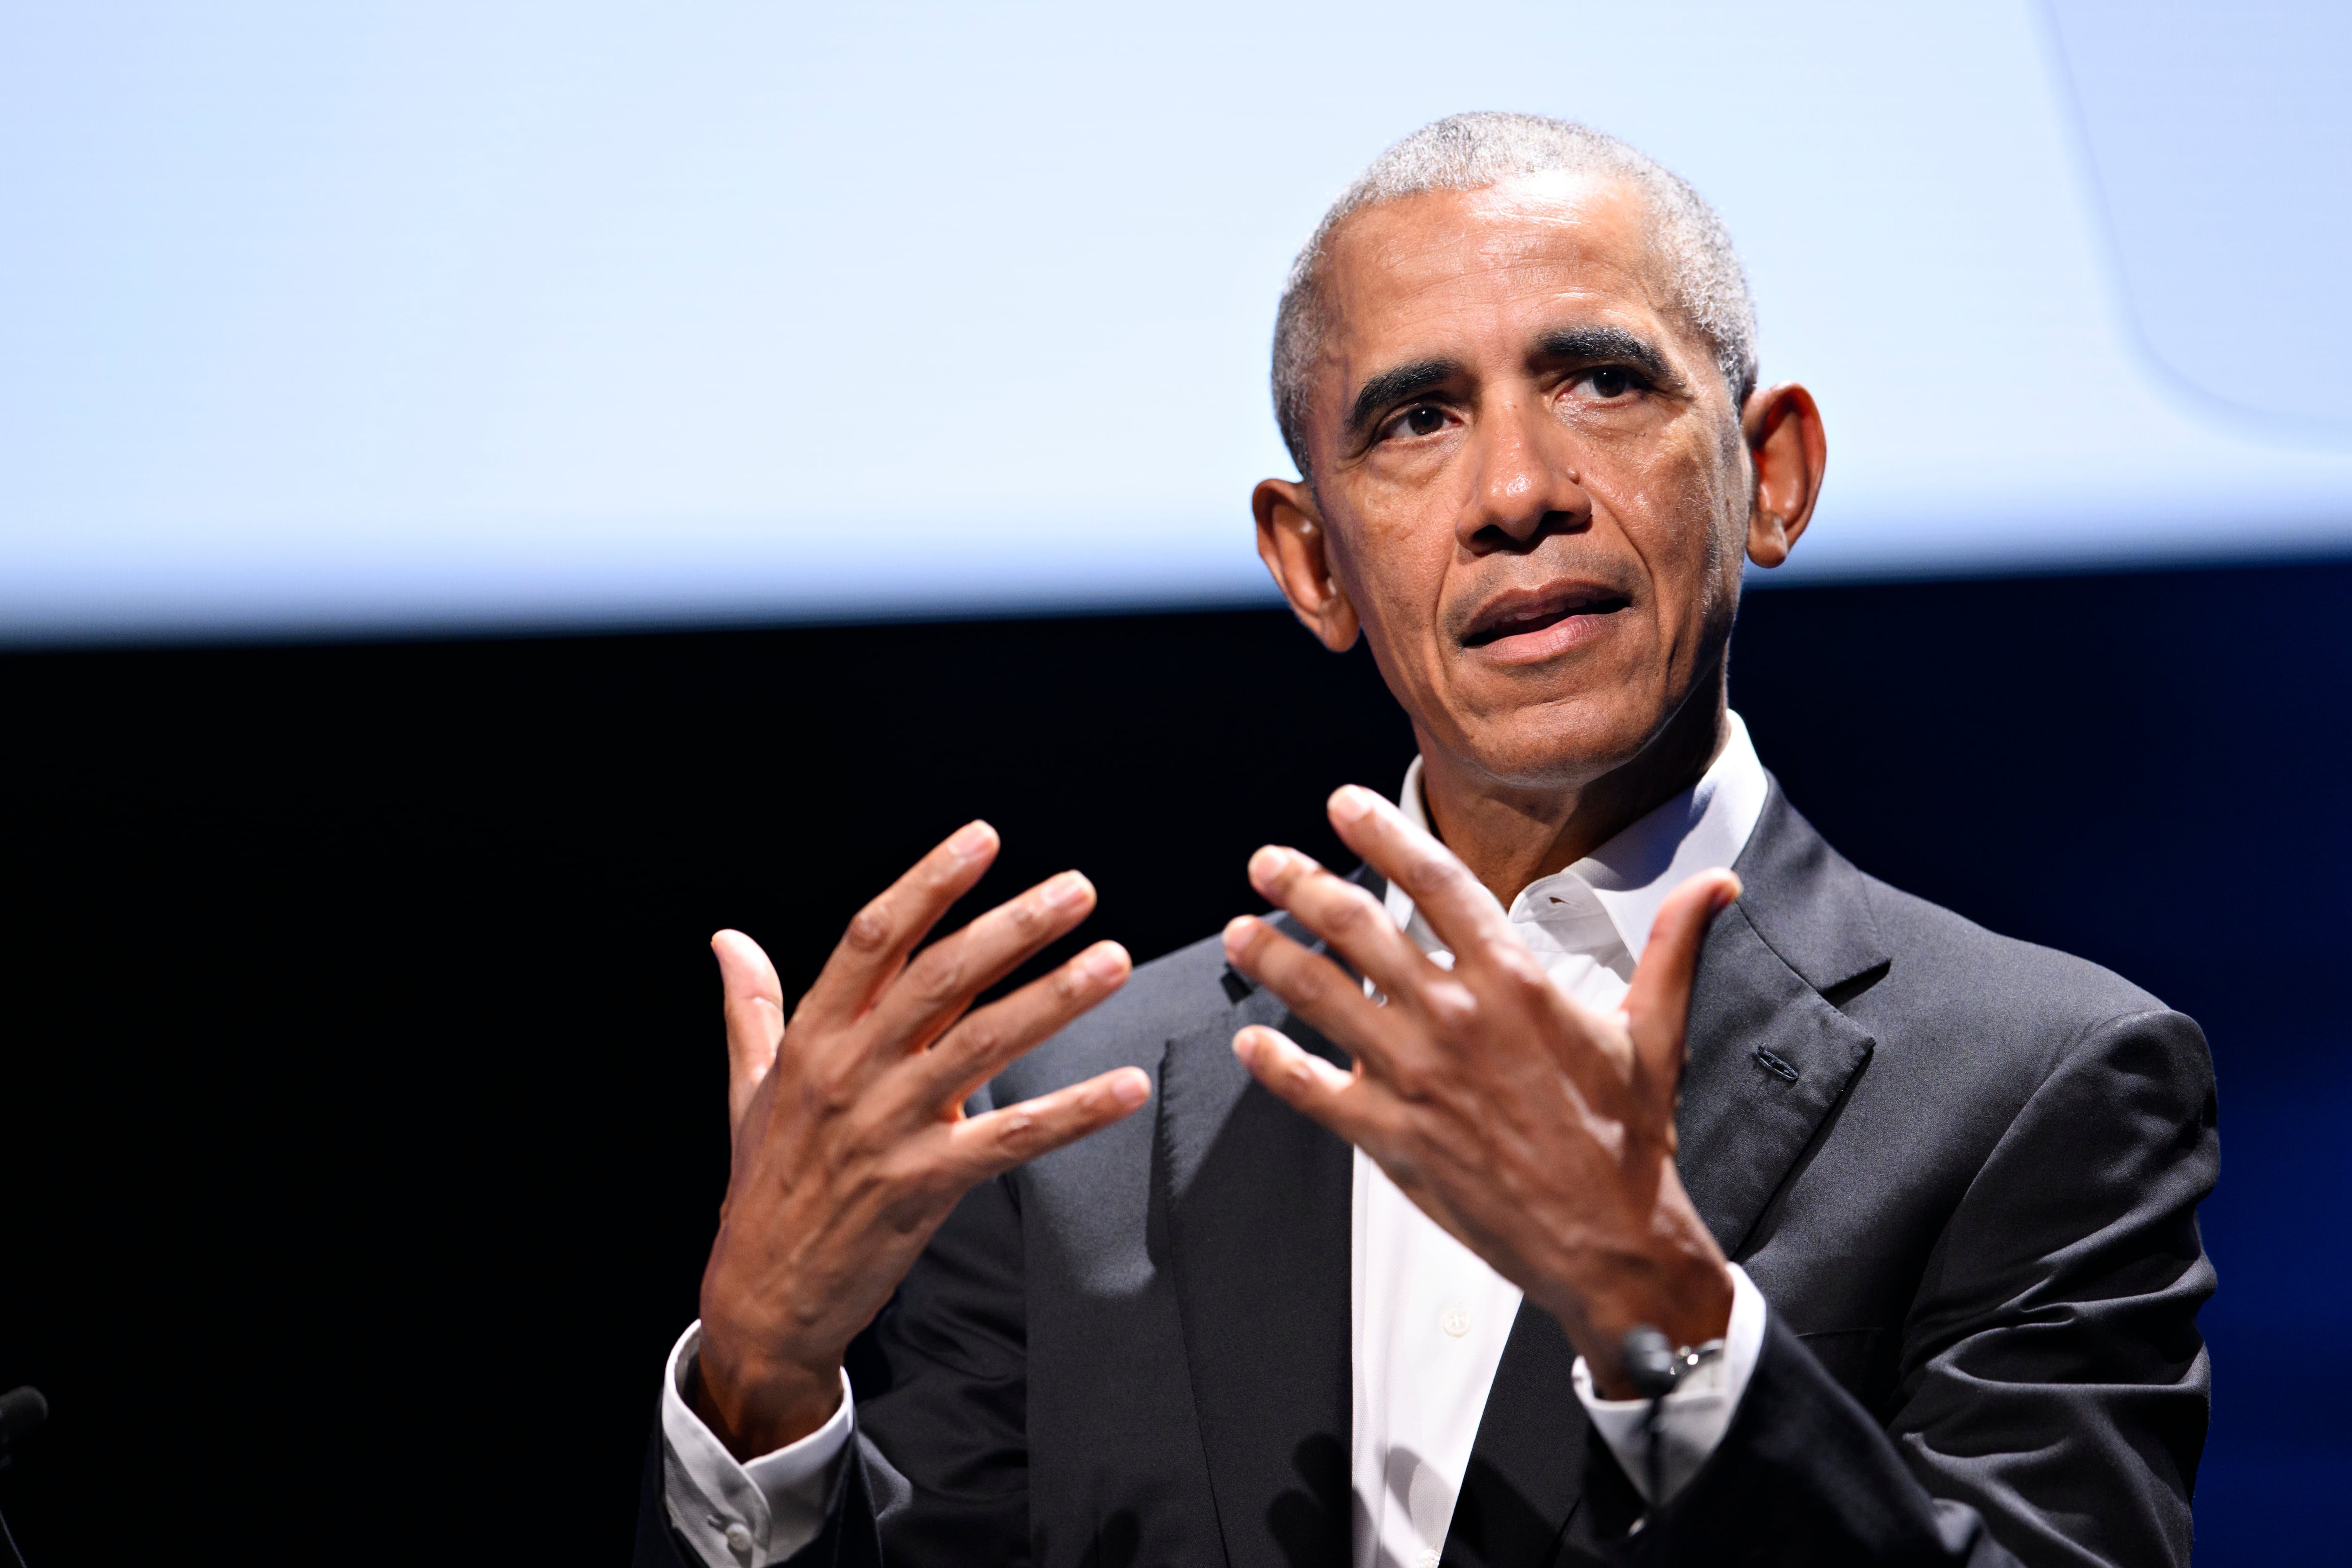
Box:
[1271, 111, 1758, 477]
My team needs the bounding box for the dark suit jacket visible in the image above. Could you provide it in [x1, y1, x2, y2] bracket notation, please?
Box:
[638, 788, 2216, 1567]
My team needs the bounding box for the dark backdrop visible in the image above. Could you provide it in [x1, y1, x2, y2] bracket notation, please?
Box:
[0, 557, 2342, 1565]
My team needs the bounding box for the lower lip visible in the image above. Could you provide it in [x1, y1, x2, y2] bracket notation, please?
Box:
[1465, 609, 1621, 664]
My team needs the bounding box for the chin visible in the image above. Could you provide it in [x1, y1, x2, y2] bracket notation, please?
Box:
[1451, 696, 1662, 793]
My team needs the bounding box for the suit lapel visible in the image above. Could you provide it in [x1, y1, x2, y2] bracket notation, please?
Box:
[1445, 786, 1885, 1565]
[1160, 913, 1357, 1568]
[1675, 788, 1884, 1258]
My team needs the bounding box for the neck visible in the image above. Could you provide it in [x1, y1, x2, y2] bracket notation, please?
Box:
[1414, 669, 1729, 908]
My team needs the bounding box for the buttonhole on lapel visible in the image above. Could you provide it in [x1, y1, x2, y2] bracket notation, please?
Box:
[1753, 1047, 1801, 1083]
[1220, 967, 1254, 1004]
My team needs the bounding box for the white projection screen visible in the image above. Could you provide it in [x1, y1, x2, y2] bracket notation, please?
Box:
[2, 0, 2348, 641]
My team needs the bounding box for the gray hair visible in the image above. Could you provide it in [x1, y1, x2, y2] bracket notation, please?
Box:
[1271, 111, 1758, 476]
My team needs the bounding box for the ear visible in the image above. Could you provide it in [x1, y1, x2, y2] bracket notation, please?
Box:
[1740, 382, 1827, 569]
[1253, 478, 1361, 653]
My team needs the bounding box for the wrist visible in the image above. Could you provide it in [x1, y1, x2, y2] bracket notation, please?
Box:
[1545, 1255, 1733, 1401]
[689, 1337, 844, 1460]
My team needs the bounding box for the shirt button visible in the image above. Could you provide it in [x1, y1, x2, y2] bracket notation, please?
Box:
[723, 1521, 755, 1553]
[1441, 1305, 1471, 1337]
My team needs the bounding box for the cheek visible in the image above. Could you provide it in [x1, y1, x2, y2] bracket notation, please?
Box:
[1341, 511, 1453, 631]
[1615, 453, 1736, 621]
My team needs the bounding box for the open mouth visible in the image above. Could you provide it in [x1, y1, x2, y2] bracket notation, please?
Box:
[1460, 588, 1631, 648]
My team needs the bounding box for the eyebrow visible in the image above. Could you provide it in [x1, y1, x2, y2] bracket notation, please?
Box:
[1342, 327, 1679, 447]
[1343, 358, 1459, 444]
[1532, 326, 1670, 382]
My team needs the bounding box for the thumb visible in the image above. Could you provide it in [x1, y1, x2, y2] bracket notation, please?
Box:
[1621, 870, 1740, 1111]
[713, 929, 787, 1154]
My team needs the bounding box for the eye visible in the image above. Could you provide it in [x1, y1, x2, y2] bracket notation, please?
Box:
[1578, 366, 1638, 399]
[1383, 403, 1449, 440]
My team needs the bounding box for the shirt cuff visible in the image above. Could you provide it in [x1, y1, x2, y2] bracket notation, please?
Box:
[659, 1321, 855, 1566]
[1570, 1262, 1766, 1507]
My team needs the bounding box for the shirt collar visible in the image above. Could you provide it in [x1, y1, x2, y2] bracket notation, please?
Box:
[1386, 711, 1770, 965]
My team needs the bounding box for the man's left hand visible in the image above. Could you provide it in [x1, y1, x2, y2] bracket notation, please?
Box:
[1221, 784, 1740, 1396]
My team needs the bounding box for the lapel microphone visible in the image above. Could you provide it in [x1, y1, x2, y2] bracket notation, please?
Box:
[1619, 1326, 1680, 1510]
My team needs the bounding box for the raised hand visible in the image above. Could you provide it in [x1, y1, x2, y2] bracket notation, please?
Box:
[692, 821, 1149, 1457]
[1220, 786, 1738, 1395]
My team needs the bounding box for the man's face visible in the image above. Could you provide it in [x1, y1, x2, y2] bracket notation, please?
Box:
[1300, 172, 1751, 791]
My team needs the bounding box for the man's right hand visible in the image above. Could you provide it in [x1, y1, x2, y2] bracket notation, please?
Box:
[690, 820, 1149, 1460]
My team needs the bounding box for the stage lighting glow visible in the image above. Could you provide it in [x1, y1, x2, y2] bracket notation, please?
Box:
[1, 0, 2346, 640]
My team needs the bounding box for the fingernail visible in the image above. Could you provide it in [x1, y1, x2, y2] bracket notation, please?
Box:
[1248, 845, 1288, 888]
[1329, 785, 1373, 823]
[1111, 1070, 1151, 1107]
[950, 821, 995, 861]
[1083, 943, 1128, 982]
[1223, 914, 1255, 949]
[1046, 871, 1092, 908]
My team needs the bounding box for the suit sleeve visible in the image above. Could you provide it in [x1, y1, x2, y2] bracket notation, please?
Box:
[634, 1148, 1034, 1568]
[1602, 1007, 2217, 1567]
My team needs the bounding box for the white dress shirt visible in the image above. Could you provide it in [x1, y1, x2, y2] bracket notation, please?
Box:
[663, 712, 1774, 1567]
[1353, 713, 1770, 1568]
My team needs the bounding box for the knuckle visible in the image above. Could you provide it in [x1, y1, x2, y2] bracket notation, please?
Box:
[1384, 1060, 1432, 1103]
[875, 1164, 945, 1231]
[839, 1116, 894, 1166]
[1424, 983, 1479, 1035]
[910, 946, 966, 1005]
[803, 1056, 863, 1114]
[1500, 950, 1551, 995]
[994, 1106, 1043, 1156]
[844, 899, 894, 953]
[1398, 852, 1448, 892]
[954, 1013, 1003, 1062]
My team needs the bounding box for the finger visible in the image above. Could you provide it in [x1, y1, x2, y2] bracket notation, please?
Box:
[1322, 785, 1515, 963]
[862, 869, 1100, 1056]
[900, 939, 1133, 1113]
[1231, 1023, 1383, 1145]
[1243, 844, 1441, 1009]
[713, 930, 787, 1151]
[1221, 912, 1418, 1078]
[1621, 869, 1741, 1101]
[798, 820, 1001, 1029]
[940, 1066, 1153, 1183]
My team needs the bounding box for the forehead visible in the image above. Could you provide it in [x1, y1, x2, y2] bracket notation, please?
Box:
[1316, 171, 1685, 371]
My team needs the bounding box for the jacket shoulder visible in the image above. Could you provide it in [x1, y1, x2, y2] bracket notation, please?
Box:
[1748, 786, 2179, 1047]
[1841, 870, 2211, 1121]
[1857, 871, 2168, 1026]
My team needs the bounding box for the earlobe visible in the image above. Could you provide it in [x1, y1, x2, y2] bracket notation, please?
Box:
[1740, 383, 1827, 571]
[1253, 478, 1361, 652]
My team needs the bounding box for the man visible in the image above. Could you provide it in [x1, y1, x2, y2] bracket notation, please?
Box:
[638, 114, 2214, 1567]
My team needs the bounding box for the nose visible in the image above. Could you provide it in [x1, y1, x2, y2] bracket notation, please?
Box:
[1458, 394, 1590, 553]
